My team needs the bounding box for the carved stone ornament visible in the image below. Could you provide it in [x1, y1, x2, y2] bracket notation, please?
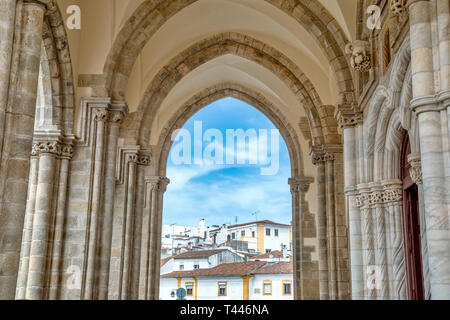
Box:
[345, 40, 371, 71]
[356, 189, 402, 208]
[390, 0, 408, 16]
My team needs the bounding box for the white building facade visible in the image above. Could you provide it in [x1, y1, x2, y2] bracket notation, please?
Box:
[160, 261, 293, 300]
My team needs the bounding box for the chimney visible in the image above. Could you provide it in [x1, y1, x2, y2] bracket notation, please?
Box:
[281, 244, 288, 258]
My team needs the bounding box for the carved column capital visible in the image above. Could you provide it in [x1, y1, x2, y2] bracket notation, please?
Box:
[127, 153, 139, 164]
[32, 141, 62, 157]
[137, 154, 151, 166]
[60, 144, 74, 160]
[310, 145, 342, 165]
[93, 108, 109, 123]
[108, 111, 125, 124]
[407, 153, 423, 185]
[336, 108, 363, 129]
[146, 176, 170, 193]
[289, 177, 314, 194]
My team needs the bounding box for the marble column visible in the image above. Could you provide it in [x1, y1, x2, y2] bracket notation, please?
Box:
[289, 176, 315, 300]
[339, 110, 365, 300]
[0, 0, 45, 299]
[408, 0, 450, 299]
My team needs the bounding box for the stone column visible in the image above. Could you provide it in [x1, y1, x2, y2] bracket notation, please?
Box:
[129, 154, 150, 300]
[15, 148, 39, 299]
[48, 142, 73, 300]
[0, 0, 17, 160]
[312, 153, 328, 300]
[25, 141, 60, 300]
[97, 107, 126, 300]
[120, 153, 138, 300]
[0, 0, 45, 299]
[289, 176, 315, 300]
[83, 108, 108, 300]
[408, 0, 450, 299]
[338, 109, 365, 300]
[311, 144, 349, 300]
[140, 176, 169, 300]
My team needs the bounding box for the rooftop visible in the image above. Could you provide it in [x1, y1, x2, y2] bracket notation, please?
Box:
[161, 261, 267, 278]
[227, 220, 290, 229]
[173, 249, 227, 260]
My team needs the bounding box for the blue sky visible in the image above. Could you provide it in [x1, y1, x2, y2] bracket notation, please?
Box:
[163, 97, 292, 227]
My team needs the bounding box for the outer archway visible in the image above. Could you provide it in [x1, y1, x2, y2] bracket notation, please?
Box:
[146, 83, 319, 300]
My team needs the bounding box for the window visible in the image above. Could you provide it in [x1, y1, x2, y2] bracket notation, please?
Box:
[241, 230, 245, 237]
[218, 281, 227, 296]
[265, 249, 271, 254]
[186, 282, 194, 296]
[266, 228, 271, 236]
[179, 264, 184, 270]
[194, 264, 200, 270]
[283, 281, 292, 296]
[275, 229, 279, 237]
[252, 231, 255, 238]
[232, 232, 235, 240]
[263, 281, 272, 296]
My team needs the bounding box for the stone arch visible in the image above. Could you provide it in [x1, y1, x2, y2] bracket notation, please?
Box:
[102, 0, 354, 105]
[152, 82, 305, 178]
[130, 33, 328, 148]
[39, 4, 75, 135]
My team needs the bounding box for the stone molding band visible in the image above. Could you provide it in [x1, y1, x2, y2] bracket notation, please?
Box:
[355, 181, 403, 208]
[410, 90, 450, 115]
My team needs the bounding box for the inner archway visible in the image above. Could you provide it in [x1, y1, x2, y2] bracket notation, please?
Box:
[149, 84, 320, 300]
[159, 97, 295, 300]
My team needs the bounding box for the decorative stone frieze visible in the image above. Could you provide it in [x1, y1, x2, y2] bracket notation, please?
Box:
[407, 153, 423, 185]
[356, 182, 403, 208]
[345, 40, 371, 71]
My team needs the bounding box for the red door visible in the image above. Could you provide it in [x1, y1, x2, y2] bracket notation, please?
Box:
[401, 133, 424, 300]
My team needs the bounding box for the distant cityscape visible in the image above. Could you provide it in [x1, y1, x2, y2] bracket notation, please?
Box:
[160, 219, 294, 300]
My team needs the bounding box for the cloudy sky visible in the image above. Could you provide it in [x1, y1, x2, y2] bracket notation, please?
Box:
[163, 98, 292, 227]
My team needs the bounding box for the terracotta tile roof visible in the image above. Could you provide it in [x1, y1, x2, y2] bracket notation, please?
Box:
[173, 249, 227, 260]
[160, 255, 178, 267]
[252, 261, 293, 274]
[250, 250, 284, 259]
[161, 261, 267, 278]
[228, 220, 290, 229]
